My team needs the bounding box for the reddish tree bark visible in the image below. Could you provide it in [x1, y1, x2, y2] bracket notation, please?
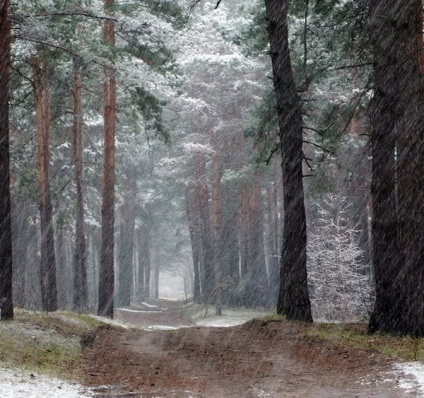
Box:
[31, 54, 57, 312]
[98, 0, 117, 318]
[211, 131, 223, 311]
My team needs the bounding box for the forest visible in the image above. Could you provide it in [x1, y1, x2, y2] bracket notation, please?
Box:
[0, 0, 423, 338]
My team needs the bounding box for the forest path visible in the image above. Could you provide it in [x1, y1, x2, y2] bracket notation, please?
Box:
[81, 301, 416, 397]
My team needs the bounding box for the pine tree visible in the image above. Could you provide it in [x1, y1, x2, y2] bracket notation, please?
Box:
[31, 53, 58, 312]
[98, 0, 117, 318]
[368, 0, 424, 337]
[0, 0, 14, 320]
[265, 0, 312, 322]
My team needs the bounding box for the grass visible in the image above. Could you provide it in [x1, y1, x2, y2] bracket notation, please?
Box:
[254, 313, 424, 361]
[303, 322, 424, 361]
[0, 309, 112, 379]
[2, 306, 422, 382]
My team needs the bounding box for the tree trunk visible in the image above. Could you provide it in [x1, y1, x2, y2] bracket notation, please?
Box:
[367, 0, 401, 331]
[239, 181, 249, 302]
[266, 179, 280, 306]
[98, 0, 116, 318]
[265, 0, 312, 321]
[244, 172, 268, 308]
[196, 153, 215, 303]
[152, 249, 159, 299]
[56, 228, 72, 309]
[395, 1, 424, 336]
[87, 226, 101, 309]
[31, 54, 57, 313]
[185, 183, 202, 303]
[368, 0, 424, 336]
[220, 181, 240, 304]
[211, 131, 222, 312]
[11, 201, 28, 308]
[417, 0, 424, 75]
[117, 171, 137, 307]
[72, 56, 88, 311]
[0, 0, 13, 319]
[137, 226, 151, 300]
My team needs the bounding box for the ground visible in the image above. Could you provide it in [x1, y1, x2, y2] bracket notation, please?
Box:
[79, 300, 414, 397]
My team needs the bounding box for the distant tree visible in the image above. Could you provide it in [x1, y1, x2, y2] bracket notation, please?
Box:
[98, 0, 117, 318]
[308, 194, 372, 322]
[265, 0, 312, 322]
[0, 0, 14, 320]
[70, 1, 88, 312]
[72, 52, 88, 311]
[196, 152, 215, 302]
[136, 225, 151, 300]
[117, 168, 137, 307]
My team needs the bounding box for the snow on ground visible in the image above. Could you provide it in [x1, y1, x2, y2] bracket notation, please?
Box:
[193, 308, 269, 327]
[0, 367, 92, 397]
[116, 308, 164, 314]
[140, 302, 159, 308]
[86, 314, 131, 329]
[2, 361, 424, 398]
[393, 362, 424, 396]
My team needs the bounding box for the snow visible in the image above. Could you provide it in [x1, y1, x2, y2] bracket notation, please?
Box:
[116, 308, 164, 314]
[0, 367, 92, 397]
[393, 362, 424, 395]
[193, 308, 269, 328]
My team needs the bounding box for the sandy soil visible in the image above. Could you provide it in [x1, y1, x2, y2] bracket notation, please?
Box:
[79, 300, 416, 398]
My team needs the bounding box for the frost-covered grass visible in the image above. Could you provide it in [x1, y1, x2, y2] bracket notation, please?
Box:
[0, 309, 110, 379]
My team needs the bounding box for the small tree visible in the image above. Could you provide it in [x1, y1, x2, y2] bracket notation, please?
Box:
[307, 194, 372, 322]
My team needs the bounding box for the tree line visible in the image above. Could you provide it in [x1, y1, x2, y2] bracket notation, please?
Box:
[0, 0, 423, 337]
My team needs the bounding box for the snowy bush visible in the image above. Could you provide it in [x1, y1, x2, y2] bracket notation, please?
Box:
[307, 193, 372, 322]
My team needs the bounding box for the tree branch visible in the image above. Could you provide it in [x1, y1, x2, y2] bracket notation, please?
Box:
[333, 62, 373, 70]
[303, 139, 336, 155]
[14, 11, 117, 22]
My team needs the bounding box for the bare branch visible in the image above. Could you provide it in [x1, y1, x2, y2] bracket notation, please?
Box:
[333, 62, 373, 70]
[265, 143, 280, 165]
[303, 139, 336, 155]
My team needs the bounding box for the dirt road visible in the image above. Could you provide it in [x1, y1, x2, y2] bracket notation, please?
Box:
[80, 301, 415, 397]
